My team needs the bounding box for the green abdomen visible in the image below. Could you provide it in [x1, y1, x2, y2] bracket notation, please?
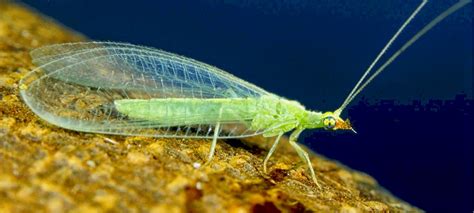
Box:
[114, 98, 260, 126]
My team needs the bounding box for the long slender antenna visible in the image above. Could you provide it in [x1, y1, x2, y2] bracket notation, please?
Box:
[338, 0, 428, 116]
[336, 0, 471, 115]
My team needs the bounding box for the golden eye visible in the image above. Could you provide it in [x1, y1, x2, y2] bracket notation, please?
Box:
[323, 119, 330, 126]
[323, 116, 336, 129]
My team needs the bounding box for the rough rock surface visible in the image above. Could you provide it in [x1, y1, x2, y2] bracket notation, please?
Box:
[0, 1, 422, 212]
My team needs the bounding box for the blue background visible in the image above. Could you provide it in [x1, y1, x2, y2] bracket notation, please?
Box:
[21, 0, 472, 212]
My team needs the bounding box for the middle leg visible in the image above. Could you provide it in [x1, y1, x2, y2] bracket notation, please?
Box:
[263, 133, 284, 174]
[289, 129, 321, 189]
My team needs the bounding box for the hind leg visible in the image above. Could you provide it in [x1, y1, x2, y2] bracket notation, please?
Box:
[204, 122, 221, 165]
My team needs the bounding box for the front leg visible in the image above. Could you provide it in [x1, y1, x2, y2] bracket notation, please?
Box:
[289, 129, 321, 189]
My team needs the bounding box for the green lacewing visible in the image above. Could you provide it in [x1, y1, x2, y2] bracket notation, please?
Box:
[19, 0, 470, 188]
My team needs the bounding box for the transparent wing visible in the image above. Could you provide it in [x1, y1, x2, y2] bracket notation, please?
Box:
[20, 42, 277, 138]
[29, 41, 270, 98]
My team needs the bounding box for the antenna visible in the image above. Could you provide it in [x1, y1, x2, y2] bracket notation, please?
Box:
[335, 0, 471, 116]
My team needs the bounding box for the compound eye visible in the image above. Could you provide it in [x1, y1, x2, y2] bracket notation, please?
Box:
[323, 116, 336, 129]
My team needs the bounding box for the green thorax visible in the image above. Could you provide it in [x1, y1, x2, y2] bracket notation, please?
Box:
[240, 95, 324, 136]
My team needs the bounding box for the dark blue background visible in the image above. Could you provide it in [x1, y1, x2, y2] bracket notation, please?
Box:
[21, 0, 472, 211]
